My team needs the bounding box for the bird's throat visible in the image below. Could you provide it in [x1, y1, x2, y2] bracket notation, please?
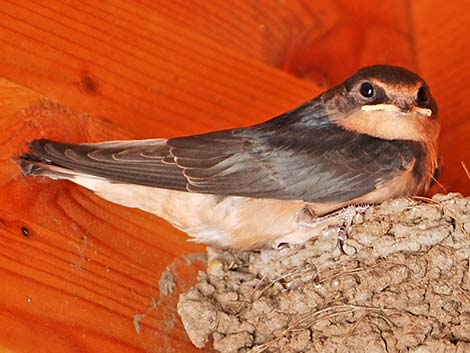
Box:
[336, 108, 440, 142]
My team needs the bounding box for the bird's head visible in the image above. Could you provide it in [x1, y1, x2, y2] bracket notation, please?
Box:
[328, 65, 440, 143]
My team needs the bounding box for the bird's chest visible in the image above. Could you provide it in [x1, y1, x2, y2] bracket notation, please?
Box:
[89, 180, 313, 249]
[155, 192, 308, 249]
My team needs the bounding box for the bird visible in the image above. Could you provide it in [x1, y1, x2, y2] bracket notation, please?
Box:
[18, 65, 441, 250]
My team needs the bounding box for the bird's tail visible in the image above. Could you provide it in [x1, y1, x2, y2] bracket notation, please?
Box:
[17, 139, 123, 195]
[18, 139, 81, 180]
[17, 137, 172, 186]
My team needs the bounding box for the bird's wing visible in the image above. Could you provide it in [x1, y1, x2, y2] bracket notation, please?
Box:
[167, 123, 419, 203]
[21, 138, 189, 191]
[21, 112, 418, 204]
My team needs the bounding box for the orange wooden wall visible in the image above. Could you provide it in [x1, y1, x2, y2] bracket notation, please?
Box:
[0, 1, 468, 352]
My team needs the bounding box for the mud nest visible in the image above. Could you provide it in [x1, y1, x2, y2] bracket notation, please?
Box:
[177, 193, 470, 353]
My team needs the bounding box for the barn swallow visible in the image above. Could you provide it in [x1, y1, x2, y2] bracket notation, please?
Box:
[18, 65, 441, 250]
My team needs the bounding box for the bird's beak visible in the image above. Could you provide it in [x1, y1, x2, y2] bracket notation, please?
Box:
[410, 106, 433, 117]
[361, 103, 432, 117]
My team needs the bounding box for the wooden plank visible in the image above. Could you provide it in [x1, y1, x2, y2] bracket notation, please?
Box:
[0, 78, 208, 353]
[0, 0, 318, 138]
[137, 0, 415, 85]
[412, 1, 470, 194]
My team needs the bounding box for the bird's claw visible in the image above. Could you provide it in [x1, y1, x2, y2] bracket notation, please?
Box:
[335, 204, 371, 254]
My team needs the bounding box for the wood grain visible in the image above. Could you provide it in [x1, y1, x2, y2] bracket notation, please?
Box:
[137, 0, 416, 86]
[412, 0, 470, 194]
[0, 78, 210, 353]
[0, 0, 318, 137]
[0, 1, 468, 353]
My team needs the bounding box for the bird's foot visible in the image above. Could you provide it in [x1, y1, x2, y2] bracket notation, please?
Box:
[296, 204, 371, 254]
[336, 204, 371, 254]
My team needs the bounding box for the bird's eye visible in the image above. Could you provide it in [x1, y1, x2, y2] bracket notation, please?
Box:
[417, 86, 429, 104]
[359, 82, 375, 98]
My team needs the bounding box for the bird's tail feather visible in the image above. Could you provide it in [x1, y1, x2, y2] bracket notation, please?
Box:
[18, 139, 91, 181]
[19, 154, 83, 181]
[16, 137, 176, 188]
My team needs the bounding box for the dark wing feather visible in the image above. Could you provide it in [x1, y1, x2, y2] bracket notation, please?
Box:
[21, 104, 417, 204]
[22, 139, 189, 190]
[168, 122, 416, 203]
